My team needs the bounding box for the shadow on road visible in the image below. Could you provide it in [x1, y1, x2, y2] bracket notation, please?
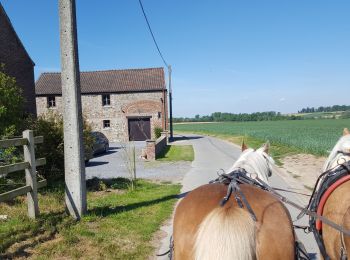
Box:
[108, 146, 120, 151]
[92, 150, 118, 159]
[86, 161, 109, 167]
[170, 135, 203, 142]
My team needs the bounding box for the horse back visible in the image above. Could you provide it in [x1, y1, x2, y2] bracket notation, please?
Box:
[173, 183, 295, 260]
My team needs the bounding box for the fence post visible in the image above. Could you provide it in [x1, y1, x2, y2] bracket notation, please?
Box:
[23, 130, 39, 218]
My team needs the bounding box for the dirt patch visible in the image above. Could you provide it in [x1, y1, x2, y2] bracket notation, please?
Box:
[2, 230, 57, 259]
[275, 154, 326, 204]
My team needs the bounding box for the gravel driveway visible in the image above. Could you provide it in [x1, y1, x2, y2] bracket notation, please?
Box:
[85, 141, 191, 184]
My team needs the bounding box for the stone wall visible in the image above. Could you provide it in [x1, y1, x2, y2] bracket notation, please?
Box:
[145, 131, 168, 160]
[0, 5, 36, 115]
[36, 91, 166, 142]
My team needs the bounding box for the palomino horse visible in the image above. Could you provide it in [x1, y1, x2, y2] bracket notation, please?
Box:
[318, 128, 350, 259]
[173, 142, 296, 260]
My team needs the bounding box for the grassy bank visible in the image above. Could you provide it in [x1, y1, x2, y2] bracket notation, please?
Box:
[0, 179, 180, 259]
[174, 119, 350, 157]
[157, 145, 194, 161]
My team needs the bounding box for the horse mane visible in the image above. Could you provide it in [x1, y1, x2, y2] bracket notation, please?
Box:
[323, 134, 350, 172]
[228, 147, 275, 183]
[194, 207, 256, 260]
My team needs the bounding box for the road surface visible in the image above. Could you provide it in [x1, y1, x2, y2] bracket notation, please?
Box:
[157, 134, 319, 259]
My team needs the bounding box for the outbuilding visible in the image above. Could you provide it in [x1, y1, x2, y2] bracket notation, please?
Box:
[35, 67, 168, 142]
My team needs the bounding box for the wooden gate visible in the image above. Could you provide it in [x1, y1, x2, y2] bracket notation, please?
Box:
[0, 130, 46, 219]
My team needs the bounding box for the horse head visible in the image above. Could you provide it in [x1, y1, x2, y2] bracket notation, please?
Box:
[323, 128, 350, 172]
[228, 141, 275, 184]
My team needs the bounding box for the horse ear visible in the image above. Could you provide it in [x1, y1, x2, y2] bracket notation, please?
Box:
[263, 141, 270, 154]
[241, 140, 248, 151]
[343, 128, 350, 136]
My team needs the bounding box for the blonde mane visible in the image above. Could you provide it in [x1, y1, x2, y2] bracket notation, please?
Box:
[323, 134, 350, 172]
[228, 147, 275, 184]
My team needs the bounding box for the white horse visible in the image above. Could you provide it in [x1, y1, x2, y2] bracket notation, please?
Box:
[227, 141, 275, 184]
[317, 128, 350, 259]
[323, 128, 350, 172]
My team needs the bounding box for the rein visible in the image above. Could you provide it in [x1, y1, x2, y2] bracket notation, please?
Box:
[214, 165, 350, 260]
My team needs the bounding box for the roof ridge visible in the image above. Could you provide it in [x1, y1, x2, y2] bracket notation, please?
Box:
[40, 67, 164, 75]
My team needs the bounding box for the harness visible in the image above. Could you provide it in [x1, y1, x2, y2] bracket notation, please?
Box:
[159, 161, 350, 260]
[307, 160, 350, 260]
[210, 168, 311, 260]
[209, 168, 265, 221]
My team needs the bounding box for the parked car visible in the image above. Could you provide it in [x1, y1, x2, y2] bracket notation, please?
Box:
[84, 132, 109, 163]
[91, 131, 109, 155]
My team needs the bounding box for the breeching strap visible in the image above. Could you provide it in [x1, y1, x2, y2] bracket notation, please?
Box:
[315, 175, 350, 230]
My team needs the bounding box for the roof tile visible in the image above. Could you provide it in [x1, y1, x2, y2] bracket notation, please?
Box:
[35, 67, 166, 95]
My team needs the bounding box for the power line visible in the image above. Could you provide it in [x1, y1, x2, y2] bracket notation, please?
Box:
[138, 0, 168, 67]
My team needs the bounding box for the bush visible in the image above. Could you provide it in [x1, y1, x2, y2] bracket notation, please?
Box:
[26, 113, 94, 182]
[154, 126, 163, 139]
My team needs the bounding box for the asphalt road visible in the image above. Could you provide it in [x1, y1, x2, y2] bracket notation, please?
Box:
[157, 134, 319, 259]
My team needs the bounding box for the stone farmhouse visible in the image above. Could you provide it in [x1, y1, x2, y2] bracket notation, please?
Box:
[35, 67, 168, 142]
[0, 3, 36, 115]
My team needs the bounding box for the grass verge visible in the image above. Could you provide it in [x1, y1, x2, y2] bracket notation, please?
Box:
[157, 145, 194, 161]
[174, 131, 303, 165]
[0, 178, 180, 259]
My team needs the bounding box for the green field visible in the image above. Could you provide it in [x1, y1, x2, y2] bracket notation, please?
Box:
[174, 119, 350, 156]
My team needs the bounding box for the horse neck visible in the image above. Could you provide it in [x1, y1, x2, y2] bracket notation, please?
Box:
[229, 150, 270, 183]
[323, 136, 350, 172]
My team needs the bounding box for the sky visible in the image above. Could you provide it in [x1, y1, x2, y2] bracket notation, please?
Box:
[2, 0, 350, 117]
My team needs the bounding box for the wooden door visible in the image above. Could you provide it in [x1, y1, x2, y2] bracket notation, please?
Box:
[128, 118, 151, 141]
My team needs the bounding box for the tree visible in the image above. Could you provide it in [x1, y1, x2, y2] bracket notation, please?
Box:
[0, 64, 24, 137]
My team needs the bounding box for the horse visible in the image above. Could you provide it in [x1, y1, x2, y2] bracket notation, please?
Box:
[173, 142, 296, 260]
[317, 128, 350, 259]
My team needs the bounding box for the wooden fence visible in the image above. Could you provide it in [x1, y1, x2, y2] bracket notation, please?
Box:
[0, 130, 46, 219]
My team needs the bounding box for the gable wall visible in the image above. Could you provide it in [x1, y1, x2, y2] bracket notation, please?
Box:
[0, 7, 36, 115]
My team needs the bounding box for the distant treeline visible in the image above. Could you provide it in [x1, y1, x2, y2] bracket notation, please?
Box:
[298, 105, 350, 114]
[174, 111, 300, 123]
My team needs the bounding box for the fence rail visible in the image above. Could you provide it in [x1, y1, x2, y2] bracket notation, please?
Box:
[0, 179, 47, 202]
[0, 130, 46, 219]
[0, 136, 44, 149]
[0, 158, 46, 175]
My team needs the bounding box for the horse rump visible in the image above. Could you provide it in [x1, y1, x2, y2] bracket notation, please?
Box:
[194, 206, 256, 260]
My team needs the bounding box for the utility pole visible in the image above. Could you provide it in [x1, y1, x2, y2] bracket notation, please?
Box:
[59, 0, 86, 219]
[168, 65, 174, 141]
